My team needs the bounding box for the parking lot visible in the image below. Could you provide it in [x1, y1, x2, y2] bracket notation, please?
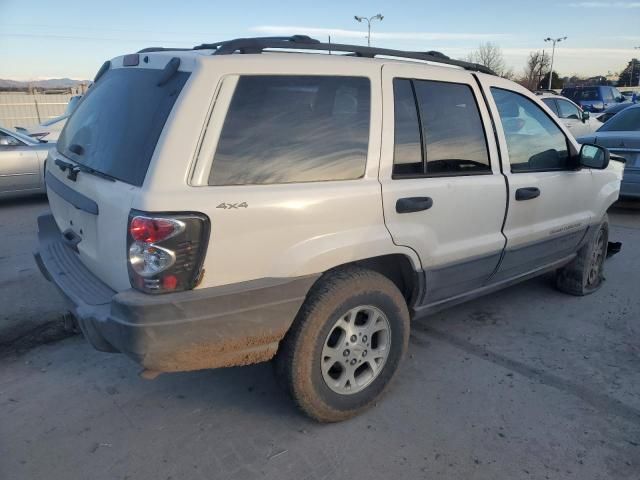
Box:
[0, 197, 638, 479]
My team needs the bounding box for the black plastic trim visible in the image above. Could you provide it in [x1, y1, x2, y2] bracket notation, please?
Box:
[45, 170, 99, 215]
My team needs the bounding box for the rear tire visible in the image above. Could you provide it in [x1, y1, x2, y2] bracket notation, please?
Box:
[274, 267, 410, 422]
[556, 216, 609, 296]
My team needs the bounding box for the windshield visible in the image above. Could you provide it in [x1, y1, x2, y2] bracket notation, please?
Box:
[598, 107, 640, 132]
[57, 66, 189, 186]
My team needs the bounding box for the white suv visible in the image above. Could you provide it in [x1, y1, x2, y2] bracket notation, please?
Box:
[35, 36, 623, 422]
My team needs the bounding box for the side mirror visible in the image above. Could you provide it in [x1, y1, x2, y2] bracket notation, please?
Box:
[579, 144, 609, 169]
[582, 111, 590, 122]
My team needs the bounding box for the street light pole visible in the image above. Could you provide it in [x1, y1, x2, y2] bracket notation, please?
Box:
[634, 46, 640, 87]
[544, 36, 567, 90]
[354, 14, 384, 47]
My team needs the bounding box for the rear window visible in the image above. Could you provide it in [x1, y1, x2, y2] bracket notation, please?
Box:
[208, 75, 370, 185]
[598, 107, 640, 132]
[57, 66, 189, 186]
[568, 87, 601, 102]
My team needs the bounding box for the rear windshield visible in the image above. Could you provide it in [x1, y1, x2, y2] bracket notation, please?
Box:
[598, 107, 640, 132]
[57, 66, 189, 186]
[564, 87, 600, 102]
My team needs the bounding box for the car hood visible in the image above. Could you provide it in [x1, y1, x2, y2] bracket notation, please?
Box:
[576, 131, 640, 149]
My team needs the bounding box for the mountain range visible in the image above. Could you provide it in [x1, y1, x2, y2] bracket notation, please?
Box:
[0, 78, 90, 89]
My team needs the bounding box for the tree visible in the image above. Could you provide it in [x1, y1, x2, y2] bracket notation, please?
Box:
[520, 50, 551, 91]
[540, 71, 563, 89]
[467, 42, 513, 79]
[618, 58, 640, 87]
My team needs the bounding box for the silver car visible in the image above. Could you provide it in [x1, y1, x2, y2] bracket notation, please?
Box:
[0, 126, 51, 199]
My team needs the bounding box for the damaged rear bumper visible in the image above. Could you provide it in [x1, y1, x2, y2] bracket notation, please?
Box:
[34, 213, 317, 372]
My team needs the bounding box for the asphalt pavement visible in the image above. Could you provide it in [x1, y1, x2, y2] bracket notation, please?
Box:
[0, 198, 639, 479]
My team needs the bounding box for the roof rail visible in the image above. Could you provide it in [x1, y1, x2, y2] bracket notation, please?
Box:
[139, 35, 495, 75]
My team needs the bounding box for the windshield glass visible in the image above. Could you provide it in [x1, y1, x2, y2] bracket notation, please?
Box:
[598, 107, 640, 132]
[57, 66, 189, 186]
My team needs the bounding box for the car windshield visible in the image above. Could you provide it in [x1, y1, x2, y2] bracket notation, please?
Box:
[598, 107, 640, 132]
[57, 67, 189, 186]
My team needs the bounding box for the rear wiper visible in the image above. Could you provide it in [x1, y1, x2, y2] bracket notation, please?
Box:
[75, 164, 116, 182]
[54, 158, 115, 182]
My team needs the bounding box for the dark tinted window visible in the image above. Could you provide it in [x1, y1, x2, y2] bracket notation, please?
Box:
[209, 76, 370, 185]
[414, 80, 490, 175]
[602, 87, 614, 102]
[491, 88, 570, 172]
[57, 67, 189, 186]
[393, 79, 423, 175]
[556, 99, 581, 119]
[598, 107, 640, 132]
[541, 98, 559, 115]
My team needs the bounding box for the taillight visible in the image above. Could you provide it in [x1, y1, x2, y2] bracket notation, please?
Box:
[127, 211, 210, 294]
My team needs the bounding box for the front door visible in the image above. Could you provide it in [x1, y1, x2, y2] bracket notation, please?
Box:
[0, 131, 40, 193]
[380, 64, 507, 304]
[477, 76, 595, 281]
[555, 98, 593, 137]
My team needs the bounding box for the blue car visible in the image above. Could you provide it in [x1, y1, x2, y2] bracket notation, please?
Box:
[561, 85, 628, 113]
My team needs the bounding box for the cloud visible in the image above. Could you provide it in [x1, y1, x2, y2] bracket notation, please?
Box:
[251, 26, 510, 42]
[567, 2, 640, 7]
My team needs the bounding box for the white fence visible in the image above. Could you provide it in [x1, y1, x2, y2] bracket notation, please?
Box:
[0, 93, 74, 129]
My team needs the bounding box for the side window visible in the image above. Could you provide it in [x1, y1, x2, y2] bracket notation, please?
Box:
[392, 78, 491, 177]
[208, 75, 370, 185]
[602, 88, 614, 102]
[491, 88, 570, 172]
[392, 79, 423, 175]
[541, 98, 559, 116]
[414, 80, 491, 175]
[556, 99, 581, 120]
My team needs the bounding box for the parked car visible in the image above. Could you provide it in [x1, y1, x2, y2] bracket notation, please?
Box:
[578, 103, 640, 199]
[538, 93, 597, 137]
[0, 126, 50, 199]
[619, 90, 637, 102]
[593, 102, 634, 124]
[561, 86, 628, 112]
[34, 36, 623, 422]
[15, 95, 82, 142]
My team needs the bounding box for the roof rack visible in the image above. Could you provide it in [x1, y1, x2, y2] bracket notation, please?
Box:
[139, 35, 495, 75]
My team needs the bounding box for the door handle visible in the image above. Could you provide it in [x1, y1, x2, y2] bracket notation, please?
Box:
[515, 187, 540, 201]
[396, 197, 433, 213]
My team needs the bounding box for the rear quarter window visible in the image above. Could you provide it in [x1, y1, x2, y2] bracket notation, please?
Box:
[208, 75, 371, 186]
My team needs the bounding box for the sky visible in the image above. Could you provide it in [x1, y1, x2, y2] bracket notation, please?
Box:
[1, 0, 639, 81]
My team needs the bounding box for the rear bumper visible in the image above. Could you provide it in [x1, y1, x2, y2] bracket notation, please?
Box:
[34, 214, 317, 372]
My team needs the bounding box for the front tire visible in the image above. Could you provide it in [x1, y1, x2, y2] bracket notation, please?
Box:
[556, 216, 609, 296]
[274, 267, 410, 422]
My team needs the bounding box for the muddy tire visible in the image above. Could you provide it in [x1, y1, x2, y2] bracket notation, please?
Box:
[556, 216, 609, 296]
[274, 267, 410, 422]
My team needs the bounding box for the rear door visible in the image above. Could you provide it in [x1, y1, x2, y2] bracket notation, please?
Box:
[0, 130, 40, 193]
[46, 55, 191, 292]
[477, 75, 595, 280]
[380, 64, 506, 304]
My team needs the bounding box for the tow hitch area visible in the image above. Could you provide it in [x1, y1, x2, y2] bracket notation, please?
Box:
[607, 241, 622, 258]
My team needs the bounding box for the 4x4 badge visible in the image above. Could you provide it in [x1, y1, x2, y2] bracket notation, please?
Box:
[216, 202, 248, 209]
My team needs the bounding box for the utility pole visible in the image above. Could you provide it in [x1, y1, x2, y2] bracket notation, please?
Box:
[544, 36, 567, 90]
[354, 14, 384, 47]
